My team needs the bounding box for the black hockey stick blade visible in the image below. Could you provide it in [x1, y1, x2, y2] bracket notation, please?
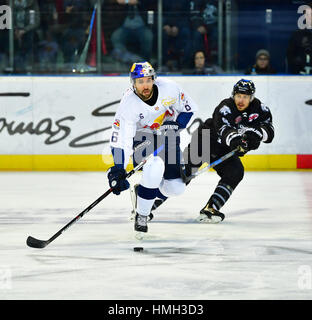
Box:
[26, 236, 49, 249]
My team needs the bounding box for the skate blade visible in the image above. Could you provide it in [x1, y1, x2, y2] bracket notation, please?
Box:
[196, 214, 222, 224]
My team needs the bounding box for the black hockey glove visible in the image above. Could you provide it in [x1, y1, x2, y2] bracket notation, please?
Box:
[230, 136, 248, 156]
[107, 165, 130, 195]
[226, 131, 248, 156]
[243, 127, 263, 151]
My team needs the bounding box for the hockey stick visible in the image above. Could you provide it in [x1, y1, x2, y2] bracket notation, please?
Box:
[181, 146, 241, 184]
[26, 144, 164, 249]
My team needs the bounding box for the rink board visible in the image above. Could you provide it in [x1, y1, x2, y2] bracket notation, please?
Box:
[0, 75, 311, 170]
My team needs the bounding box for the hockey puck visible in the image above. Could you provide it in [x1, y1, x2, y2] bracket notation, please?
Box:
[133, 247, 144, 252]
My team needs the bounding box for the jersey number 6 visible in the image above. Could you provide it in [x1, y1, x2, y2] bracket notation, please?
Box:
[111, 131, 119, 143]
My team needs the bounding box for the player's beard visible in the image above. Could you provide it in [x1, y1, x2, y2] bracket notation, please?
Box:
[236, 102, 249, 111]
[138, 87, 153, 101]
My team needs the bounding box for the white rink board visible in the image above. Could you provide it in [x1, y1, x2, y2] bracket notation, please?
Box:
[0, 76, 312, 155]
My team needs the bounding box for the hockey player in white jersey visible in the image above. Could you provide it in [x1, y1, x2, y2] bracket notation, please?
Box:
[108, 62, 198, 237]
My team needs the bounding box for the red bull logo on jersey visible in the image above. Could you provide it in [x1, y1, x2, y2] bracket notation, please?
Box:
[161, 97, 176, 108]
[145, 112, 166, 130]
[149, 122, 160, 130]
[143, 109, 174, 130]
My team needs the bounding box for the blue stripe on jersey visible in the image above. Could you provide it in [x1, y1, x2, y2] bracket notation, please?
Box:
[111, 147, 125, 169]
[176, 112, 193, 128]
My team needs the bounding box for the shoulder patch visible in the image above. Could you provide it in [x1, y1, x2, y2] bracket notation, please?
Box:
[261, 103, 269, 112]
[219, 105, 231, 116]
[113, 119, 120, 130]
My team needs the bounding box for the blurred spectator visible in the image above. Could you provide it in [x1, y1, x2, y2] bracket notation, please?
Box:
[37, 0, 63, 70]
[61, 0, 91, 65]
[287, 3, 312, 74]
[162, 0, 191, 71]
[245, 49, 276, 75]
[38, 0, 63, 41]
[189, 0, 218, 65]
[38, 0, 59, 33]
[37, 30, 59, 70]
[13, 0, 40, 71]
[184, 50, 222, 75]
[111, 0, 156, 64]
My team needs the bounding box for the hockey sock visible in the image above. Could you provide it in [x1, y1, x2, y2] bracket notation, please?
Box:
[137, 185, 158, 216]
[208, 182, 233, 210]
[155, 188, 167, 200]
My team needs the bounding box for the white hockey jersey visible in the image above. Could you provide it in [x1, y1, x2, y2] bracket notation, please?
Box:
[110, 78, 198, 167]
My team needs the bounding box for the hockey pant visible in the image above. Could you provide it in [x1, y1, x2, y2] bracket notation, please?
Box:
[132, 132, 185, 216]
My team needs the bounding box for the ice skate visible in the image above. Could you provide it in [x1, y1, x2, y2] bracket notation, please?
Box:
[131, 210, 154, 222]
[196, 204, 225, 224]
[134, 212, 148, 240]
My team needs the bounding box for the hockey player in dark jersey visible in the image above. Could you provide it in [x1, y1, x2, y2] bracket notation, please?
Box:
[150, 78, 274, 223]
[182, 78, 274, 223]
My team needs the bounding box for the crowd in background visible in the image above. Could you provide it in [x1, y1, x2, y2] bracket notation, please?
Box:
[0, 0, 311, 75]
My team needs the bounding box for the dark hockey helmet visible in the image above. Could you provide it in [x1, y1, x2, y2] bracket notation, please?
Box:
[232, 79, 256, 101]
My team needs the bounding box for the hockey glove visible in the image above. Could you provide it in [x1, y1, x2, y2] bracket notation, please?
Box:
[107, 165, 130, 195]
[243, 127, 262, 151]
[226, 131, 248, 156]
[230, 137, 248, 156]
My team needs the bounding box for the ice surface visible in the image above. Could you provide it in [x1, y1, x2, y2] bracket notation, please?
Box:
[0, 170, 312, 300]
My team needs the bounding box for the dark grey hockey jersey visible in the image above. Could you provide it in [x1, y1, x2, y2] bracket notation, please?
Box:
[211, 97, 274, 147]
